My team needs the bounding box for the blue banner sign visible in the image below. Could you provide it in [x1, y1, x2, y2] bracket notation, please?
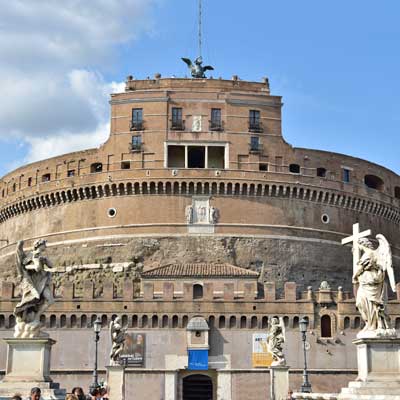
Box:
[188, 349, 208, 370]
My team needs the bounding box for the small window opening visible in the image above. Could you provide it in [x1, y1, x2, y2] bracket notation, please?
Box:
[250, 136, 260, 152]
[108, 208, 117, 218]
[342, 168, 350, 183]
[171, 107, 184, 130]
[249, 110, 262, 132]
[259, 163, 268, 171]
[193, 284, 203, 300]
[131, 108, 143, 131]
[121, 161, 131, 170]
[289, 164, 300, 174]
[27, 177, 32, 187]
[67, 169, 75, 177]
[42, 173, 51, 182]
[91, 163, 103, 173]
[210, 108, 222, 131]
[364, 175, 384, 191]
[195, 331, 201, 337]
[395, 187, 400, 199]
[12, 183, 16, 192]
[317, 168, 327, 178]
[188, 146, 205, 168]
[131, 135, 142, 151]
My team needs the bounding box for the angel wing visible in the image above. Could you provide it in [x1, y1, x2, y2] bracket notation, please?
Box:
[376, 234, 395, 292]
[203, 65, 214, 71]
[15, 240, 26, 280]
[279, 317, 286, 342]
[181, 58, 193, 67]
[109, 319, 116, 341]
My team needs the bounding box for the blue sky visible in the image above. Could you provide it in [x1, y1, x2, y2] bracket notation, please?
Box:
[0, 0, 399, 175]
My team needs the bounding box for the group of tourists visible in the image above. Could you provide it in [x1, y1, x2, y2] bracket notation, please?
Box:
[12, 385, 109, 400]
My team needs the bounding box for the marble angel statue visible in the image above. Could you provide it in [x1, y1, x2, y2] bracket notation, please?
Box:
[267, 317, 286, 366]
[14, 239, 55, 338]
[353, 234, 396, 338]
[109, 316, 127, 365]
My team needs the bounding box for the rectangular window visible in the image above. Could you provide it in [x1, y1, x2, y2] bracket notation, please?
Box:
[131, 135, 142, 150]
[121, 161, 130, 170]
[42, 173, 51, 182]
[167, 145, 185, 168]
[67, 169, 75, 177]
[250, 136, 260, 151]
[171, 107, 184, 130]
[131, 108, 143, 130]
[342, 168, 351, 183]
[259, 163, 268, 171]
[27, 177, 32, 187]
[210, 108, 222, 131]
[249, 110, 262, 132]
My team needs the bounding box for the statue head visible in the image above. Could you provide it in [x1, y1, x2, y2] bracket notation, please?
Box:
[271, 317, 279, 326]
[358, 238, 375, 250]
[33, 239, 47, 252]
[195, 56, 203, 65]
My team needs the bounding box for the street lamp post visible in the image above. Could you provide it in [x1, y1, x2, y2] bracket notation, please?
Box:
[299, 317, 312, 393]
[89, 317, 102, 395]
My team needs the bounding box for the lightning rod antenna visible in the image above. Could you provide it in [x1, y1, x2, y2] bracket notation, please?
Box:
[198, 0, 202, 58]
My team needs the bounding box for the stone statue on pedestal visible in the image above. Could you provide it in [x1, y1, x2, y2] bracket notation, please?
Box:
[109, 317, 126, 365]
[14, 239, 55, 338]
[181, 57, 214, 78]
[267, 317, 286, 366]
[352, 234, 396, 338]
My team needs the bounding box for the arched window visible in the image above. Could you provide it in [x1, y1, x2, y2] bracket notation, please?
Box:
[396, 317, 400, 330]
[354, 317, 361, 329]
[193, 284, 203, 300]
[293, 316, 299, 329]
[289, 164, 300, 174]
[90, 163, 103, 173]
[182, 315, 189, 328]
[317, 167, 327, 178]
[8, 315, 16, 328]
[152, 315, 158, 328]
[50, 315, 57, 328]
[132, 315, 138, 328]
[283, 316, 289, 327]
[344, 317, 350, 329]
[251, 316, 258, 329]
[172, 315, 178, 328]
[162, 315, 168, 328]
[101, 315, 108, 327]
[229, 316, 236, 329]
[81, 315, 87, 328]
[261, 316, 268, 329]
[364, 175, 384, 191]
[70, 315, 77, 328]
[321, 315, 332, 337]
[208, 316, 215, 329]
[240, 316, 247, 329]
[0, 315, 4, 328]
[142, 315, 148, 328]
[219, 316, 226, 329]
[60, 315, 67, 328]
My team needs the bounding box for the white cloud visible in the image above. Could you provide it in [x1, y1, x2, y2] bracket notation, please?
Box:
[0, 0, 160, 165]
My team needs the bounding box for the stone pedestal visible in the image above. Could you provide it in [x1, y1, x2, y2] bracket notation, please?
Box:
[106, 365, 125, 400]
[0, 338, 65, 400]
[338, 338, 400, 399]
[270, 365, 289, 400]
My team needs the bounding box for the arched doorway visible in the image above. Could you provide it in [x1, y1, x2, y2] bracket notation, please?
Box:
[321, 315, 332, 338]
[183, 374, 213, 400]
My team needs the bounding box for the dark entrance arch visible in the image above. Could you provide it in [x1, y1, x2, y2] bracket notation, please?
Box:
[183, 374, 213, 400]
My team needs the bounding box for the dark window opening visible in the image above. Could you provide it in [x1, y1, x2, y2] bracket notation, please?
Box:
[289, 164, 300, 174]
[188, 146, 205, 168]
[259, 163, 268, 171]
[250, 136, 261, 152]
[12, 183, 16, 192]
[208, 146, 224, 169]
[364, 174, 384, 191]
[42, 173, 51, 182]
[27, 177, 32, 187]
[131, 135, 142, 151]
[90, 163, 103, 173]
[342, 168, 350, 183]
[317, 167, 327, 178]
[210, 108, 222, 131]
[67, 169, 75, 177]
[395, 187, 400, 199]
[131, 108, 143, 131]
[193, 284, 203, 300]
[321, 315, 332, 337]
[249, 110, 262, 132]
[121, 161, 130, 170]
[171, 107, 184, 130]
[167, 145, 185, 168]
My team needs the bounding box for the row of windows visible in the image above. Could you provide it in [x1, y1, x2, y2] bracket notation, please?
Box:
[130, 108, 261, 132]
[1, 313, 389, 337]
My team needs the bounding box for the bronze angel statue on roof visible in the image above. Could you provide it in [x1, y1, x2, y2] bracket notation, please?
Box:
[14, 239, 55, 338]
[181, 56, 214, 78]
[352, 234, 396, 338]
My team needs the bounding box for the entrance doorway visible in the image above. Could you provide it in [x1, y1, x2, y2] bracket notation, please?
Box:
[182, 374, 213, 400]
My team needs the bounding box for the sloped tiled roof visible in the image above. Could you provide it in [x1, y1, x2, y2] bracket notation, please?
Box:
[141, 263, 259, 279]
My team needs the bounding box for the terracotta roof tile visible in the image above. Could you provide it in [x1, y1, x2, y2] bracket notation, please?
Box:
[141, 263, 259, 279]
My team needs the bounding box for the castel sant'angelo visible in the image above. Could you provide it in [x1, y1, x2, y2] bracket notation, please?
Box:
[0, 55, 400, 397]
